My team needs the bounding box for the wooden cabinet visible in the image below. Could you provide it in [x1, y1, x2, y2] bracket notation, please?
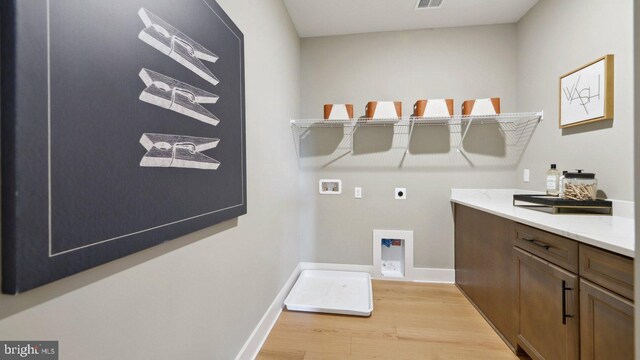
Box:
[514, 247, 579, 360]
[454, 204, 634, 359]
[579, 279, 634, 359]
[454, 205, 517, 348]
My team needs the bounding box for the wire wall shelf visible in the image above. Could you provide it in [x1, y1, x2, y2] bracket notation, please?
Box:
[290, 111, 543, 165]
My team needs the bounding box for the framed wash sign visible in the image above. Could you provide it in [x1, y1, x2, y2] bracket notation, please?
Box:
[1, 0, 246, 293]
[559, 55, 614, 128]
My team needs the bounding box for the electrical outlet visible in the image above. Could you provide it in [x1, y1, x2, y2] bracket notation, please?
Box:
[395, 188, 407, 200]
[355, 187, 362, 199]
[523, 169, 530, 183]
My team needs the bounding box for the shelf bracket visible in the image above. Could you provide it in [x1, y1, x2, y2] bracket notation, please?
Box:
[290, 123, 301, 167]
[348, 123, 359, 153]
[404, 120, 416, 154]
[457, 117, 474, 152]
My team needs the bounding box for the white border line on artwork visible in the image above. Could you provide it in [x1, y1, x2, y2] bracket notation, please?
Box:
[48, 0, 246, 257]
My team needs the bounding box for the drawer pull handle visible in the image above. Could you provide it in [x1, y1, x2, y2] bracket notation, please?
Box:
[522, 237, 551, 250]
[562, 280, 574, 325]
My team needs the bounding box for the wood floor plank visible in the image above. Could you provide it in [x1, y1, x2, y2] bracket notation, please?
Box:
[396, 326, 510, 350]
[271, 313, 398, 341]
[259, 331, 350, 357]
[302, 352, 390, 360]
[351, 336, 518, 360]
[256, 280, 521, 360]
[257, 349, 305, 360]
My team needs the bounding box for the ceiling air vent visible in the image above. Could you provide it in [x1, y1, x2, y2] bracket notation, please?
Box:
[416, 0, 443, 9]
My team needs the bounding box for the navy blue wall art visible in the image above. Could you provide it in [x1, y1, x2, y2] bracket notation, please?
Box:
[1, 0, 246, 293]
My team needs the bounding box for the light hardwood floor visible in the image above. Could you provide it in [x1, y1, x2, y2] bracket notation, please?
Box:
[257, 280, 525, 360]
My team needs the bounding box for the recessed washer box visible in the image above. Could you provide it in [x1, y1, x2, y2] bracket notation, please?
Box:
[373, 230, 414, 279]
[319, 179, 342, 195]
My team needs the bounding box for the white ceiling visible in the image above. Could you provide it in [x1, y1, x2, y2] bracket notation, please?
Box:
[283, 0, 540, 38]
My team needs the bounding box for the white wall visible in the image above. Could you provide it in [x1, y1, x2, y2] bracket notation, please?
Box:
[634, 0, 639, 356]
[516, 0, 634, 201]
[0, 1, 301, 359]
[298, 25, 520, 268]
[298, 0, 635, 271]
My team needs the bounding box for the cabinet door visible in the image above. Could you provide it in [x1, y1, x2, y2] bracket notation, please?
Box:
[580, 279, 634, 360]
[514, 247, 579, 360]
[455, 205, 516, 348]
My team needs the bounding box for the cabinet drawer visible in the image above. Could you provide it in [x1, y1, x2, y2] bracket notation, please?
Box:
[579, 244, 634, 300]
[514, 223, 578, 273]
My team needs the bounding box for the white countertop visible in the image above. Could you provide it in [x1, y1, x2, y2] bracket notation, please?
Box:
[451, 189, 635, 258]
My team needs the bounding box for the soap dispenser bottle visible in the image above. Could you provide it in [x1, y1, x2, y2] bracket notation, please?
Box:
[546, 164, 560, 196]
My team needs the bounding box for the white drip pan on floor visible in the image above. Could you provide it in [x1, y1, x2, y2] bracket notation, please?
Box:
[284, 270, 373, 317]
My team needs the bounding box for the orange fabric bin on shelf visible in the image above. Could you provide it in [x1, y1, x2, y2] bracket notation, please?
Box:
[412, 99, 454, 117]
[461, 98, 501, 116]
[323, 104, 354, 120]
[364, 101, 402, 119]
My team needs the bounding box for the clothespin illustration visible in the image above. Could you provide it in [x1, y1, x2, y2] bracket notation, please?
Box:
[139, 68, 220, 126]
[139, 133, 220, 170]
[138, 8, 220, 86]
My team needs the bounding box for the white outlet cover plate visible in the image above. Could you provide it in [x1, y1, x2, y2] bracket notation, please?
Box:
[395, 188, 407, 199]
[523, 169, 530, 183]
[355, 187, 362, 199]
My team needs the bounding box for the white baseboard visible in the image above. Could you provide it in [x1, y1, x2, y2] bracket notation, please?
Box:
[410, 267, 455, 283]
[234, 263, 302, 360]
[234, 262, 454, 359]
[299, 262, 374, 273]
[300, 262, 454, 283]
